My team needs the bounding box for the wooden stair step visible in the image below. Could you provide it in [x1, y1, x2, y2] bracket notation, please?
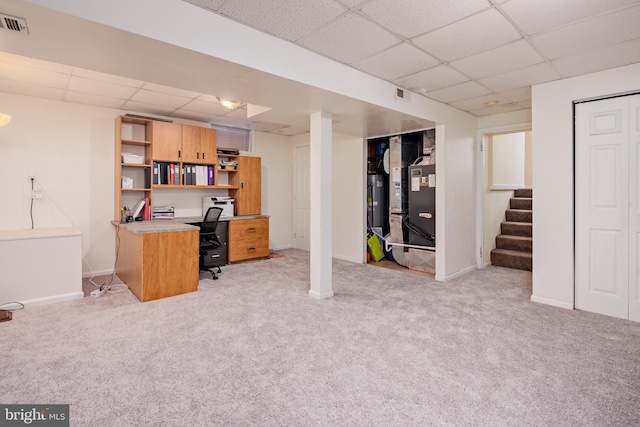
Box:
[496, 234, 532, 252]
[514, 188, 532, 198]
[490, 249, 532, 271]
[505, 209, 532, 223]
[510, 197, 532, 210]
[500, 221, 532, 237]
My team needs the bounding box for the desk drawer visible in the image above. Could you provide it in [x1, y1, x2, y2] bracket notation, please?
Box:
[228, 218, 269, 263]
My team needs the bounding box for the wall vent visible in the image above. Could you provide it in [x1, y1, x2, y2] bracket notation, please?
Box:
[395, 87, 410, 102]
[0, 13, 28, 34]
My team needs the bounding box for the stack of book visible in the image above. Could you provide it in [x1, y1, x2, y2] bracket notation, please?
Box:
[152, 206, 175, 220]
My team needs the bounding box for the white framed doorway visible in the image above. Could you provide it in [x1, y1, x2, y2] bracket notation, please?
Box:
[476, 123, 532, 269]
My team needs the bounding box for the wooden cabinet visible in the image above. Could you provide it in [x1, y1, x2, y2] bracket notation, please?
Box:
[115, 116, 262, 222]
[115, 227, 199, 302]
[227, 218, 269, 263]
[182, 126, 217, 164]
[230, 156, 261, 215]
[151, 121, 182, 162]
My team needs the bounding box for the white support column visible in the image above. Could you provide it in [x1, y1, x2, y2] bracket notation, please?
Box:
[309, 111, 334, 299]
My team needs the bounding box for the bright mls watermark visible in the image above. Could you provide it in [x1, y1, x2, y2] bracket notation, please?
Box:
[1, 405, 69, 426]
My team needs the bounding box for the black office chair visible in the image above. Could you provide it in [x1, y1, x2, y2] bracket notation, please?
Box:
[199, 207, 225, 280]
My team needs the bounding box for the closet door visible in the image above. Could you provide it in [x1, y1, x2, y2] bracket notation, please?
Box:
[629, 95, 640, 322]
[575, 96, 629, 319]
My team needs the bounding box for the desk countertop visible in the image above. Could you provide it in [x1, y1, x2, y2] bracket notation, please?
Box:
[112, 215, 268, 235]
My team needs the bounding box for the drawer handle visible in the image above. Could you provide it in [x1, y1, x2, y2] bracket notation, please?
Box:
[246, 227, 257, 232]
[247, 248, 256, 252]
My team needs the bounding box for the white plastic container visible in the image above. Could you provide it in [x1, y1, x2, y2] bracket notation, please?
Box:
[122, 153, 145, 164]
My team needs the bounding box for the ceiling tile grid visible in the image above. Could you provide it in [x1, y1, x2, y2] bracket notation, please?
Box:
[2, 0, 640, 125]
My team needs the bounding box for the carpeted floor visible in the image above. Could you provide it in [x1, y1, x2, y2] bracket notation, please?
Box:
[1, 249, 639, 426]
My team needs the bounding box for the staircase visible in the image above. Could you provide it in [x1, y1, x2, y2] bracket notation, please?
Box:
[490, 188, 532, 271]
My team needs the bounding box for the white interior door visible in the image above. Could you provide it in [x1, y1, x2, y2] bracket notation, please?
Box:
[575, 96, 631, 320]
[629, 96, 640, 322]
[293, 144, 310, 251]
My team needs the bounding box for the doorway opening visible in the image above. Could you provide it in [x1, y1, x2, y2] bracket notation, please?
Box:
[478, 126, 532, 270]
[365, 129, 436, 276]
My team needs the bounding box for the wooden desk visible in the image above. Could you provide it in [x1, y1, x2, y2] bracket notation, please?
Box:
[114, 222, 199, 302]
[113, 215, 269, 302]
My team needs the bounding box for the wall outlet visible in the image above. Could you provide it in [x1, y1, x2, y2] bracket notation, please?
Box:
[31, 190, 43, 199]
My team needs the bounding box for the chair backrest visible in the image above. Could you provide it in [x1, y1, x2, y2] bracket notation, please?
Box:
[202, 207, 223, 234]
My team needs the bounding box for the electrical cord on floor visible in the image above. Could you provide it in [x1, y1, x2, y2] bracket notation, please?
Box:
[103, 225, 128, 294]
[30, 178, 35, 229]
[32, 178, 128, 294]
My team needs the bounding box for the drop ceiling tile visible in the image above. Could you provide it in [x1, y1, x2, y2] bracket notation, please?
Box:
[223, 107, 248, 119]
[122, 101, 176, 117]
[0, 51, 73, 74]
[72, 68, 144, 87]
[253, 121, 288, 132]
[130, 89, 192, 109]
[0, 78, 64, 100]
[412, 9, 522, 61]
[170, 109, 217, 123]
[449, 94, 510, 112]
[181, 98, 231, 115]
[450, 40, 544, 79]
[425, 81, 492, 103]
[272, 127, 308, 136]
[182, 0, 226, 11]
[64, 91, 127, 109]
[68, 76, 139, 99]
[297, 12, 400, 64]
[219, 0, 346, 41]
[552, 38, 640, 78]
[142, 82, 201, 99]
[498, 87, 531, 103]
[360, 0, 490, 38]
[352, 43, 439, 80]
[393, 65, 468, 93]
[530, 5, 640, 60]
[478, 62, 561, 92]
[0, 61, 70, 88]
[501, 0, 637, 36]
[518, 100, 532, 108]
[469, 103, 524, 116]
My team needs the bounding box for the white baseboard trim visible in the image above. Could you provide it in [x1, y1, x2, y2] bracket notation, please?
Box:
[530, 295, 574, 310]
[270, 245, 293, 251]
[333, 254, 362, 264]
[82, 269, 114, 278]
[435, 265, 477, 282]
[309, 289, 335, 299]
[20, 292, 84, 308]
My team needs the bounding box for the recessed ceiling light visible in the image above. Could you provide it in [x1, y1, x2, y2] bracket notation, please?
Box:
[484, 100, 498, 107]
[216, 97, 241, 110]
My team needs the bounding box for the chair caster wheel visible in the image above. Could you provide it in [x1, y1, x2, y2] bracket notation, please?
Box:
[213, 276, 219, 280]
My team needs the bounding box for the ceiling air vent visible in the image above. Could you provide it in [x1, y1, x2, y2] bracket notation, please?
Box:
[0, 13, 28, 34]
[395, 87, 410, 103]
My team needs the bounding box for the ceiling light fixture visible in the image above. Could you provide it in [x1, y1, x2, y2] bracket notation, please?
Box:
[216, 97, 241, 110]
[0, 113, 11, 127]
[484, 100, 499, 107]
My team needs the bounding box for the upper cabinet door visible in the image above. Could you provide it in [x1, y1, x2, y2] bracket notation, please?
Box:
[181, 125, 201, 163]
[152, 122, 182, 162]
[200, 128, 216, 164]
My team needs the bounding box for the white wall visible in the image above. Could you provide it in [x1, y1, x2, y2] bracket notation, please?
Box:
[253, 131, 293, 251]
[0, 92, 116, 275]
[332, 133, 365, 263]
[532, 62, 640, 308]
[435, 112, 479, 281]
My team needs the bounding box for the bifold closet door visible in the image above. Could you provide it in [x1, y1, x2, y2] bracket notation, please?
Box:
[575, 94, 640, 322]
